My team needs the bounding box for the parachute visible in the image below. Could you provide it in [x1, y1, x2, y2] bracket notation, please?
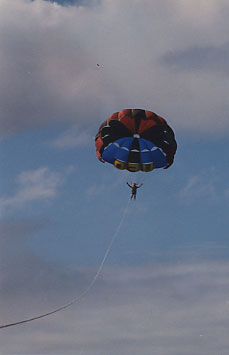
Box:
[95, 109, 177, 172]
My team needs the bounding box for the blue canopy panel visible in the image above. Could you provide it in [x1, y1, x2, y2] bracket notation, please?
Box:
[101, 137, 168, 171]
[101, 137, 134, 164]
[138, 138, 167, 168]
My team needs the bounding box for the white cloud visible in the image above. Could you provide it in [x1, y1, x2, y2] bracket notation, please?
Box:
[179, 173, 219, 203]
[51, 124, 92, 149]
[0, 0, 229, 138]
[1, 259, 229, 354]
[0, 167, 66, 210]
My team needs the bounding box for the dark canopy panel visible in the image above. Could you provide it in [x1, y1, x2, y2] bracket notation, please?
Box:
[95, 109, 177, 172]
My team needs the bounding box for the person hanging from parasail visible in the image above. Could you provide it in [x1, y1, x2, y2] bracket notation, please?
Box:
[95, 108, 177, 198]
[126, 182, 143, 200]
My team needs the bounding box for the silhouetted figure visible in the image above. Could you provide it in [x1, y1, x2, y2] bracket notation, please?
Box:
[126, 182, 143, 200]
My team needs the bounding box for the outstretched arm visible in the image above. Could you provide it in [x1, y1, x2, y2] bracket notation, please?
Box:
[126, 182, 132, 188]
[136, 183, 143, 188]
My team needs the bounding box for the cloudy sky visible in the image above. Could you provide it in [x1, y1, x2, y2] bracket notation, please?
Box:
[0, 0, 229, 353]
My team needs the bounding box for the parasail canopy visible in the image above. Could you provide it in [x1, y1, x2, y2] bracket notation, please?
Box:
[95, 109, 177, 172]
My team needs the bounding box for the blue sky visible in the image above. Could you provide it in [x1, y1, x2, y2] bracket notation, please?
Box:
[0, 0, 229, 354]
